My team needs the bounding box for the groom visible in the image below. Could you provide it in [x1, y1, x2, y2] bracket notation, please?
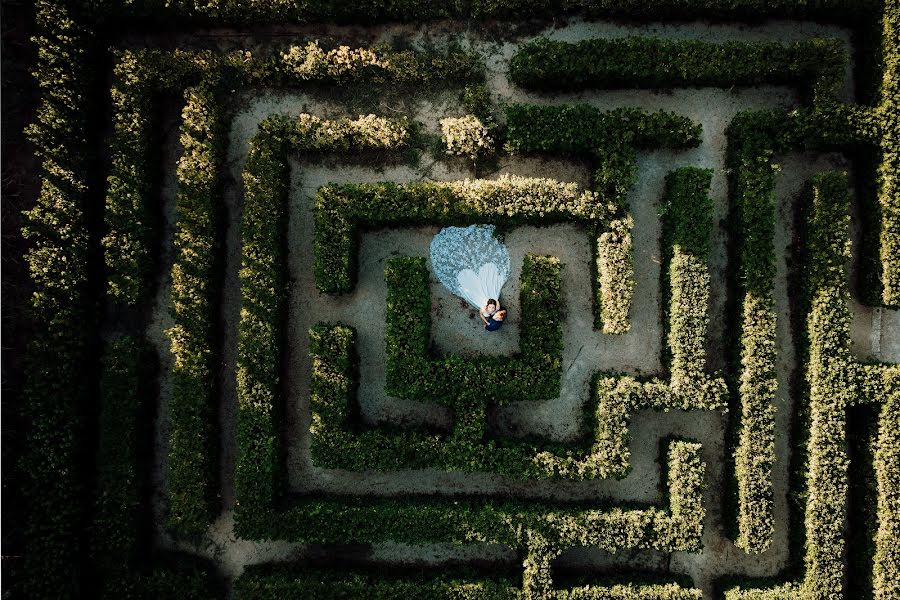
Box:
[480, 299, 507, 331]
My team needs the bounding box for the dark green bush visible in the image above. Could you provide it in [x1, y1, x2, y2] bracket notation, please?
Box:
[311, 255, 590, 477]
[91, 336, 153, 596]
[18, 0, 96, 594]
[510, 37, 846, 105]
[727, 172, 898, 597]
[164, 84, 225, 535]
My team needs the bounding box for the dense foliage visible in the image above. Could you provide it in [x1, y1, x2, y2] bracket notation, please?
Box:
[311, 255, 609, 477]
[579, 169, 726, 480]
[504, 103, 701, 333]
[314, 175, 610, 294]
[17, 0, 900, 595]
[279, 41, 482, 85]
[510, 37, 845, 103]
[727, 173, 898, 597]
[18, 1, 97, 594]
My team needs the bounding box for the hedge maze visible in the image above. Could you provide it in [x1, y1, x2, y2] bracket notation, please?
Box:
[12, 0, 900, 598]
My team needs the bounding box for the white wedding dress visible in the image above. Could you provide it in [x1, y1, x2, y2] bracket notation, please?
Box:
[429, 224, 510, 310]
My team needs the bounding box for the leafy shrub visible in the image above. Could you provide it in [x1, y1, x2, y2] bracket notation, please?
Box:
[91, 336, 153, 596]
[236, 564, 519, 599]
[235, 111, 410, 522]
[311, 255, 607, 477]
[384, 255, 561, 405]
[727, 172, 897, 597]
[510, 37, 846, 104]
[312, 175, 615, 340]
[279, 41, 482, 84]
[103, 50, 202, 305]
[504, 103, 701, 334]
[164, 84, 225, 535]
[18, 0, 96, 594]
[440, 114, 495, 160]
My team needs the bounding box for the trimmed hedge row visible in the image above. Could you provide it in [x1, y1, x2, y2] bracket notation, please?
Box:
[659, 169, 723, 395]
[504, 104, 700, 163]
[92, 337, 219, 598]
[236, 564, 519, 599]
[279, 41, 482, 85]
[311, 256, 624, 478]
[504, 103, 701, 333]
[873, 368, 900, 600]
[726, 173, 897, 598]
[83, 0, 881, 25]
[234, 111, 410, 519]
[234, 563, 702, 599]
[314, 175, 610, 294]
[384, 255, 561, 405]
[312, 258, 709, 479]
[723, 107, 865, 555]
[91, 337, 153, 596]
[509, 37, 846, 104]
[18, 0, 97, 594]
[569, 169, 726, 481]
[102, 50, 201, 305]
[163, 84, 225, 535]
[877, 0, 900, 306]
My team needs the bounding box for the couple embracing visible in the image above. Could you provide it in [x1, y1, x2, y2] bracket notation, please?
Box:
[430, 224, 512, 334]
[479, 298, 507, 332]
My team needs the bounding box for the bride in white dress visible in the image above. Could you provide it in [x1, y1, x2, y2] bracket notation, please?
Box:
[429, 224, 510, 329]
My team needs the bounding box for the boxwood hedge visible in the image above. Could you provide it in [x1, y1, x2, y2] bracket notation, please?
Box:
[504, 103, 702, 333]
[234, 562, 703, 599]
[510, 37, 846, 105]
[583, 168, 726, 480]
[18, 1, 97, 594]
[163, 84, 227, 535]
[727, 172, 898, 598]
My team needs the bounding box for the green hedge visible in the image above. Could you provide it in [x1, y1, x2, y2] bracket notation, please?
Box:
[163, 84, 225, 535]
[510, 37, 845, 104]
[873, 368, 900, 600]
[92, 337, 219, 598]
[235, 111, 409, 518]
[235, 564, 519, 599]
[876, 0, 900, 306]
[278, 41, 482, 85]
[311, 255, 622, 478]
[580, 169, 725, 481]
[91, 337, 152, 597]
[83, 0, 880, 25]
[504, 103, 701, 334]
[18, 0, 96, 594]
[723, 107, 865, 555]
[384, 255, 561, 405]
[727, 172, 897, 598]
[313, 175, 628, 337]
[102, 50, 201, 305]
[234, 563, 703, 599]
[504, 104, 701, 159]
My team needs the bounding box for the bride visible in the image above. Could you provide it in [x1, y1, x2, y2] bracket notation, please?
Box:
[430, 224, 510, 331]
